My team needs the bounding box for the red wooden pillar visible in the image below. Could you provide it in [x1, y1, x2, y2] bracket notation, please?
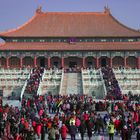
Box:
[124, 57, 127, 68]
[96, 57, 99, 69]
[82, 57, 86, 68]
[110, 57, 112, 68]
[48, 57, 51, 68]
[20, 57, 23, 68]
[61, 57, 64, 68]
[34, 56, 37, 67]
[6, 57, 9, 68]
[137, 57, 140, 69]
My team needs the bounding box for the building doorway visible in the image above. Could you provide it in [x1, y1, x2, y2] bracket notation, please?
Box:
[51, 57, 61, 68]
[101, 58, 107, 67]
[87, 61, 92, 68]
[64, 57, 82, 69]
[40, 58, 45, 67]
[69, 61, 77, 68]
[53, 61, 59, 67]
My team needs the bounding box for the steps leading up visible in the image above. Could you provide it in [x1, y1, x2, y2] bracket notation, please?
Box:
[82, 69, 105, 99]
[60, 72, 83, 95]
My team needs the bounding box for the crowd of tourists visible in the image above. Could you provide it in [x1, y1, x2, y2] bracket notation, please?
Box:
[1, 66, 140, 140]
[25, 67, 44, 94]
[102, 66, 122, 100]
[0, 94, 140, 140]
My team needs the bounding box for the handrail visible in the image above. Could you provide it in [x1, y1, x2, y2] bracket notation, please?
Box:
[81, 68, 85, 94]
[37, 69, 46, 96]
[20, 69, 31, 100]
[59, 69, 64, 95]
[99, 68, 107, 96]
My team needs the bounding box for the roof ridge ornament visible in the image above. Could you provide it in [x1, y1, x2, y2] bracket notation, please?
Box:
[36, 6, 43, 14]
[104, 6, 110, 14]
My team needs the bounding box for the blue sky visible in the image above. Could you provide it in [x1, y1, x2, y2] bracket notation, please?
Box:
[0, 0, 140, 33]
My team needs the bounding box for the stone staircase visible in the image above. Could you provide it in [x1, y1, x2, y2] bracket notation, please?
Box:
[60, 73, 68, 95]
[101, 67, 122, 100]
[60, 72, 83, 95]
[82, 69, 106, 99]
[23, 68, 44, 98]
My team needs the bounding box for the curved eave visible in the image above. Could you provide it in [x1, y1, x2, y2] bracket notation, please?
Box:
[109, 14, 140, 37]
[0, 42, 140, 51]
[0, 13, 38, 37]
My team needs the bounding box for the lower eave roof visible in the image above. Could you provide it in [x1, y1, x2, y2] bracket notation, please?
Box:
[0, 42, 140, 51]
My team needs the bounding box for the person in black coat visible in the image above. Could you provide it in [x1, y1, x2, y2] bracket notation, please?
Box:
[86, 119, 93, 140]
[79, 120, 86, 140]
[69, 122, 77, 140]
[136, 124, 140, 140]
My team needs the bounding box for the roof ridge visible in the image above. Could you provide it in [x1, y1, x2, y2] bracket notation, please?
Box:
[44, 11, 105, 14]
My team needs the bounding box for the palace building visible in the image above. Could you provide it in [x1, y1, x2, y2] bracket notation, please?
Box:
[0, 7, 140, 69]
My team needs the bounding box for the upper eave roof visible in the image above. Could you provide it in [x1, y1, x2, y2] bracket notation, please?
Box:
[0, 9, 140, 38]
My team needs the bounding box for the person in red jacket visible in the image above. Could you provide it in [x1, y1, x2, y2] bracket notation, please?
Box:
[36, 122, 42, 139]
[83, 111, 89, 121]
[60, 124, 68, 140]
[114, 117, 121, 135]
[15, 133, 24, 140]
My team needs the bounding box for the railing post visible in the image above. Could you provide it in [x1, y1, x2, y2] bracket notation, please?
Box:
[81, 68, 85, 95]
[99, 69, 107, 96]
[59, 69, 64, 95]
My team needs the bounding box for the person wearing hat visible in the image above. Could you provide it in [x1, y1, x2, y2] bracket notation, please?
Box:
[108, 120, 115, 140]
[121, 125, 129, 140]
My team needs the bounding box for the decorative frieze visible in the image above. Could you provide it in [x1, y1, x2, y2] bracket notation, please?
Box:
[49, 52, 62, 57]
[63, 52, 82, 58]
[97, 51, 110, 57]
[111, 51, 124, 58]
[125, 51, 138, 57]
[83, 52, 96, 57]
[0, 51, 140, 59]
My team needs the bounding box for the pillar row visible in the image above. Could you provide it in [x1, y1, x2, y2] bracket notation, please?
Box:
[34, 56, 37, 67]
[82, 57, 86, 68]
[61, 57, 64, 68]
[20, 57, 23, 68]
[6, 58, 9, 68]
[124, 57, 127, 68]
[96, 57, 99, 69]
[110, 57, 112, 68]
[138, 57, 140, 69]
[48, 57, 51, 68]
